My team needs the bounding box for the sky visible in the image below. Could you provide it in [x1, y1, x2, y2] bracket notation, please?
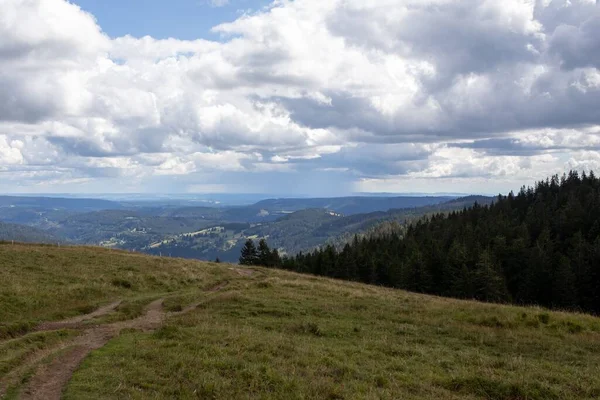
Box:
[1, 0, 599, 196]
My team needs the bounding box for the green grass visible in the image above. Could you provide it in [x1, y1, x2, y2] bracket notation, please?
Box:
[1, 243, 600, 399]
[0, 330, 79, 377]
[0, 243, 227, 335]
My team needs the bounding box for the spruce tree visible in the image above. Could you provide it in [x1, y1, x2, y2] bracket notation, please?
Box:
[269, 248, 282, 268]
[258, 239, 271, 266]
[239, 239, 259, 265]
[472, 250, 510, 302]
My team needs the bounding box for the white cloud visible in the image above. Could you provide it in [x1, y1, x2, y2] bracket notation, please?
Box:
[0, 0, 599, 194]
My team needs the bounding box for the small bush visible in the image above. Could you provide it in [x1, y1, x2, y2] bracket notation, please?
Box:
[112, 278, 133, 289]
[537, 313, 550, 325]
[375, 375, 390, 388]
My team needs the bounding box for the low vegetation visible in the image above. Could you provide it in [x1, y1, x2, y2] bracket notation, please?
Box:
[0, 243, 599, 399]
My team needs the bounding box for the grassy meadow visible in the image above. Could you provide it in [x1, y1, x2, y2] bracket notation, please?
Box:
[1, 243, 599, 399]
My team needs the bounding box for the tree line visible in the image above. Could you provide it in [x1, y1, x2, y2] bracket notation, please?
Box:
[242, 171, 600, 314]
[239, 238, 282, 267]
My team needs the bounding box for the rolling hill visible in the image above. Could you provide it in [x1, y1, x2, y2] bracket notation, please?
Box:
[0, 195, 486, 262]
[0, 196, 121, 212]
[0, 222, 61, 244]
[252, 195, 456, 215]
[0, 243, 598, 399]
[146, 196, 494, 262]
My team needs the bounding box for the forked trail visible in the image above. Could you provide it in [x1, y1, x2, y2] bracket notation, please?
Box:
[0, 279, 234, 400]
[35, 300, 122, 331]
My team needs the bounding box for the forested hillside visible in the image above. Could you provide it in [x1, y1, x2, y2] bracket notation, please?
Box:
[0, 222, 61, 244]
[147, 197, 492, 262]
[0, 195, 460, 259]
[273, 171, 600, 314]
[252, 196, 455, 215]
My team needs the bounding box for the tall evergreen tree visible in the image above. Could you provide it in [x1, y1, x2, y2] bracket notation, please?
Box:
[471, 250, 510, 302]
[239, 239, 259, 265]
[269, 248, 282, 268]
[258, 239, 272, 266]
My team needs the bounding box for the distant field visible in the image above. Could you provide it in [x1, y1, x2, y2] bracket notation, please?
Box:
[1, 243, 599, 399]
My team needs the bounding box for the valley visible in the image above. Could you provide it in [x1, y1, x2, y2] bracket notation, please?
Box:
[0, 195, 492, 262]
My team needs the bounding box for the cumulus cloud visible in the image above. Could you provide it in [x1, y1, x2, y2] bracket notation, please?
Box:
[0, 0, 599, 194]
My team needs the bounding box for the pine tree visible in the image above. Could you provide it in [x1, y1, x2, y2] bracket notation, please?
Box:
[258, 239, 271, 266]
[239, 239, 259, 265]
[551, 255, 577, 308]
[446, 240, 470, 298]
[472, 250, 510, 302]
[269, 248, 282, 268]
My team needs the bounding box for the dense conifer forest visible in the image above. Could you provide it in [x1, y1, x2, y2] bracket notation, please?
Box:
[244, 171, 600, 314]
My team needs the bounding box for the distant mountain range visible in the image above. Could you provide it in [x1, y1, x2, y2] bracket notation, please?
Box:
[0, 195, 122, 211]
[144, 196, 494, 262]
[0, 194, 493, 262]
[252, 196, 457, 215]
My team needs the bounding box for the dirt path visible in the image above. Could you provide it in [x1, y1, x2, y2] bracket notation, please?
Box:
[0, 301, 122, 399]
[35, 300, 122, 331]
[3, 282, 230, 400]
[16, 299, 165, 400]
[207, 281, 229, 292]
[19, 327, 113, 400]
[229, 267, 255, 277]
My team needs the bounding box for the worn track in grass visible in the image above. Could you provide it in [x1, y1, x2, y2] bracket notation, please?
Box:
[1, 282, 232, 400]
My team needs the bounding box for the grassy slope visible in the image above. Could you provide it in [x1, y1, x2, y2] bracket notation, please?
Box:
[0, 244, 228, 336]
[1, 244, 599, 399]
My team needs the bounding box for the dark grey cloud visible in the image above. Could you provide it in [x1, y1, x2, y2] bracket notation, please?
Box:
[451, 130, 600, 156]
[0, 76, 61, 123]
[328, 1, 542, 80]
[534, 0, 598, 34]
[274, 72, 600, 143]
[451, 138, 543, 156]
[548, 14, 600, 69]
[46, 136, 119, 158]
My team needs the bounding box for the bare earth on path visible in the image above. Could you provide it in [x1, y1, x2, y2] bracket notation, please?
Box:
[35, 301, 122, 332]
[18, 327, 114, 400]
[2, 283, 229, 400]
[229, 267, 255, 277]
